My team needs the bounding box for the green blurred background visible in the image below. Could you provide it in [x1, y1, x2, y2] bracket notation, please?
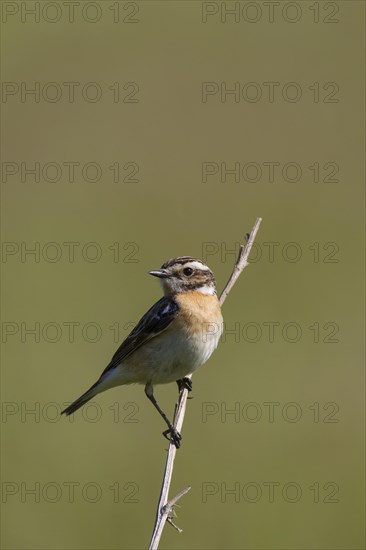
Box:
[1, 1, 364, 549]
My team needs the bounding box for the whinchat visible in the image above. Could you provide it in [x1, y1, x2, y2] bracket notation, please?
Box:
[62, 257, 223, 448]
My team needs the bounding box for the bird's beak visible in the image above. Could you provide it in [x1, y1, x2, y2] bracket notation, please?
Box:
[149, 269, 169, 279]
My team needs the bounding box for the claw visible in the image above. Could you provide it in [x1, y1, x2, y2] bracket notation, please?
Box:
[163, 427, 182, 449]
[177, 377, 193, 393]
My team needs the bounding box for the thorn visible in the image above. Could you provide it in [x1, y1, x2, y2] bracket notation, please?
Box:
[167, 517, 183, 533]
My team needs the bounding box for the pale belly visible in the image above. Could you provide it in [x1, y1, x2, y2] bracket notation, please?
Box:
[104, 319, 223, 387]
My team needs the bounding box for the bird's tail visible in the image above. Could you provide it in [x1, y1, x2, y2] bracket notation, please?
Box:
[61, 380, 101, 416]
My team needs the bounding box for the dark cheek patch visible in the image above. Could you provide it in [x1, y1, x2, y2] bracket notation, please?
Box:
[184, 272, 215, 290]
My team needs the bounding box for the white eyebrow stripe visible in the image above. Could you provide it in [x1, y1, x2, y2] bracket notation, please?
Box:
[185, 261, 210, 271]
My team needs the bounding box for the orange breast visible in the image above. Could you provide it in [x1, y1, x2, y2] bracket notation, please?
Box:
[174, 291, 223, 335]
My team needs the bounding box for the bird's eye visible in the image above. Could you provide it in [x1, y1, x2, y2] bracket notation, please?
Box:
[183, 267, 193, 276]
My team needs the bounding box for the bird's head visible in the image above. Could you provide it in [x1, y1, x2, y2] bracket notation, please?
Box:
[149, 256, 217, 296]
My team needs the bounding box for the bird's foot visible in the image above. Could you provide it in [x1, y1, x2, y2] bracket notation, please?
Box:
[163, 427, 182, 449]
[177, 377, 193, 393]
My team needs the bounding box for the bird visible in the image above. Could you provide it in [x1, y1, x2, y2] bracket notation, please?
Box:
[61, 256, 223, 448]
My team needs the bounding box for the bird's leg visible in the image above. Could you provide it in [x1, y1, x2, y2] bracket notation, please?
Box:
[176, 377, 193, 393]
[144, 383, 182, 449]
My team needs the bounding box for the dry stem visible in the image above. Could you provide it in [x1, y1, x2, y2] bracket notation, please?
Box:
[148, 217, 262, 550]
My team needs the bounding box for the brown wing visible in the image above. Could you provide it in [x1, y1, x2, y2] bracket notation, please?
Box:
[102, 296, 179, 374]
